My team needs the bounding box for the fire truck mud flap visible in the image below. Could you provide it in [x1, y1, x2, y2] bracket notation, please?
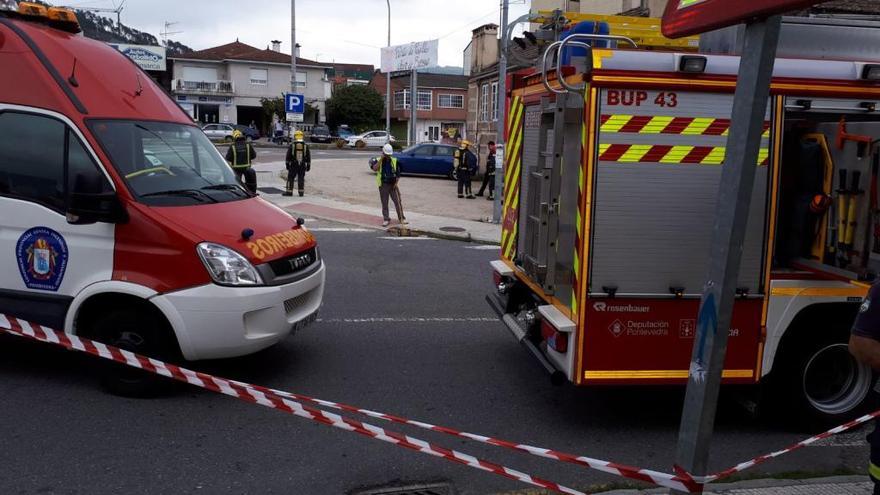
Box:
[486, 294, 566, 386]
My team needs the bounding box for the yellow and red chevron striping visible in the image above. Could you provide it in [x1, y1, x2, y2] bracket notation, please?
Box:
[598, 143, 769, 166]
[501, 96, 525, 261]
[600, 114, 770, 137]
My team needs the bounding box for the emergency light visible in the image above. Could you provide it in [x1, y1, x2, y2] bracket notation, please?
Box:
[677, 55, 707, 74]
[862, 64, 880, 81]
[17, 1, 45, 17]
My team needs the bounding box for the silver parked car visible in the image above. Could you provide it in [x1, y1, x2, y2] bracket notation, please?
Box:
[202, 123, 235, 142]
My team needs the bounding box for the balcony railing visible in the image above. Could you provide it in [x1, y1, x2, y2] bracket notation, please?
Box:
[172, 79, 235, 95]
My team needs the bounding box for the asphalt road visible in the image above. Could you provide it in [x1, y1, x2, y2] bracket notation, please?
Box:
[0, 221, 869, 495]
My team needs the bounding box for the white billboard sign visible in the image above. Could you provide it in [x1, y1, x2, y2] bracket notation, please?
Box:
[109, 43, 167, 71]
[380, 39, 439, 73]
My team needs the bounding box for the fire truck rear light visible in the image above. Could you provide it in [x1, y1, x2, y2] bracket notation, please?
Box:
[493, 270, 502, 286]
[17, 1, 46, 17]
[678, 55, 707, 74]
[541, 319, 568, 353]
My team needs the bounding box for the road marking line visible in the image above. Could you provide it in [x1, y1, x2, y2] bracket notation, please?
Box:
[378, 236, 436, 240]
[466, 245, 501, 250]
[308, 228, 372, 232]
[316, 317, 498, 323]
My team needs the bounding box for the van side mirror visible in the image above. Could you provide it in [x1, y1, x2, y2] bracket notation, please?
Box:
[66, 173, 128, 225]
[67, 191, 127, 225]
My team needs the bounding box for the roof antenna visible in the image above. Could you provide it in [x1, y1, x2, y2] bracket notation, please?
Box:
[68, 58, 79, 87]
[135, 73, 143, 96]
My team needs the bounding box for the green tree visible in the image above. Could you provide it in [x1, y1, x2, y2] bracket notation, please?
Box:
[260, 96, 285, 132]
[326, 85, 384, 133]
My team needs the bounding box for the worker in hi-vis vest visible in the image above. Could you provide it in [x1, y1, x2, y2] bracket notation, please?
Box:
[370, 143, 406, 227]
[225, 129, 257, 194]
[284, 130, 311, 197]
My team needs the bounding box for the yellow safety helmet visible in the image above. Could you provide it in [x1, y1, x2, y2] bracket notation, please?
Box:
[460, 139, 471, 148]
[232, 129, 244, 140]
[294, 130, 304, 141]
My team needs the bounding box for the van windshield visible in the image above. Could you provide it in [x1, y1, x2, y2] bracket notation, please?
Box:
[88, 120, 249, 206]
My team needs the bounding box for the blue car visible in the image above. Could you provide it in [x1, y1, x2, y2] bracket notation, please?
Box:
[394, 143, 460, 180]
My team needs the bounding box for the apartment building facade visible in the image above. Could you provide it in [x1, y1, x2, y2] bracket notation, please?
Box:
[371, 71, 469, 145]
[170, 40, 331, 130]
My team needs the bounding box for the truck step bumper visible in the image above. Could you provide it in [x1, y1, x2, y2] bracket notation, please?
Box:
[486, 293, 566, 386]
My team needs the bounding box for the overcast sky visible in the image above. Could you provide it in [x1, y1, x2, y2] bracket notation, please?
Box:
[66, 0, 531, 67]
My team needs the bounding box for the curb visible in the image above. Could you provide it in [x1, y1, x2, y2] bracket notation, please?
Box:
[387, 226, 500, 245]
[597, 475, 871, 494]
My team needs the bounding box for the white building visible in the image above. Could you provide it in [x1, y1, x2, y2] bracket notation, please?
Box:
[169, 40, 331, 130]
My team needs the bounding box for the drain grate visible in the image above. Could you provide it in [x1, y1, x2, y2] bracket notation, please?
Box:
[439, 226, 466, 233]
[257, 187, 286, 195]
[352, 482, 455, 495]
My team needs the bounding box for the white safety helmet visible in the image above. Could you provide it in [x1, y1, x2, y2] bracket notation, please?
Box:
[382, 143, 394, 156]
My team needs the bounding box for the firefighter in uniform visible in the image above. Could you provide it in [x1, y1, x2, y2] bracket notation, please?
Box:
[476, 140, 496, 200]
[849, 283, 880, 495]
[454, 140, 478, 199]
[284, 130, 311, 197]
[225, 129, 257, 193]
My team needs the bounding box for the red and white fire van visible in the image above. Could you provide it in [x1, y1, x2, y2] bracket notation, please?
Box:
[0, 3, 324, 388]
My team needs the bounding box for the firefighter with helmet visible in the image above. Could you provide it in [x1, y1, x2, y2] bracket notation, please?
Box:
[284, 129, 311, 197]
[371, 143, 406, 227]
[225, 129, 257, 194]
[454, 139, 478, 199]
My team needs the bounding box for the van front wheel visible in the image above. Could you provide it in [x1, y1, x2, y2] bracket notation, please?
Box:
[92, 308, 176, 397]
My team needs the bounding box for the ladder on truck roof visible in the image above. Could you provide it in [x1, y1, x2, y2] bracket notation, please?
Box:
[535, 11, 700, 51]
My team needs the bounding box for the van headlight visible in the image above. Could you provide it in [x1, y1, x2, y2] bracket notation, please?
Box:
[197, 242, 263, 286]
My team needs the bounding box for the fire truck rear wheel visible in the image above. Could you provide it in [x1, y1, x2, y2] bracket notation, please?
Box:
[770, 330, 874, 429]
[92, 307, 177, 397]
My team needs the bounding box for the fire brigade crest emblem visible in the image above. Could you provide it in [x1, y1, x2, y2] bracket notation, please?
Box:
[16, 227, 69, 292]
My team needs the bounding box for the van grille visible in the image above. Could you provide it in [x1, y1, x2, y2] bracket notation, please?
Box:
[268, 247, 318, 277]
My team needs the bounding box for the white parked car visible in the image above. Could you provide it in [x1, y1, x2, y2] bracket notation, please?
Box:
[347, 130, 395, 148]
[201, 123, 235, 141]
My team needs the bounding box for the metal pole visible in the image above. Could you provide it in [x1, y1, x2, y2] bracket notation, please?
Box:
[385, 0, 392, 144]
[672, 16, 782, 491]
[410, 68, 418, 146]
[290, 0, 297, 135]
[493, 0, 509, 223]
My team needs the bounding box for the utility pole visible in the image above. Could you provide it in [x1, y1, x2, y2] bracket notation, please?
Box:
[672, 16, 782, 492]
[410, 68, 418, 146]
[290, 0, 297, 134]
[493, 0, 510, 224]
[385, 0, 392, 144]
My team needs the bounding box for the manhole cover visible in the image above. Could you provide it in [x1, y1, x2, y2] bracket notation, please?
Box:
[353, 482, 455, 495]
[439, 226, 466, 233]
[257, 187, 286, 194]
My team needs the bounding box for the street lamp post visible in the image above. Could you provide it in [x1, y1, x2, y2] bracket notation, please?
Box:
[291, 0, 297, 134]
[385, 0, 392, 144]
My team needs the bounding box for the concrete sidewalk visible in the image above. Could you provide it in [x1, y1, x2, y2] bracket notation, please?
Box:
[599, 476, 871, 494]
[254, 158, 502, 244]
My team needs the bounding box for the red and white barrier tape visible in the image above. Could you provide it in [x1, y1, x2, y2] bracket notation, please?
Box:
[687, 410, 880, 484]
[227, 381, 697, 492]
[3, 312, 876, 494]
[0, 314, 588, 495]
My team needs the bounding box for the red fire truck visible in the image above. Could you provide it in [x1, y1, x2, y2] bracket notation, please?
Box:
[488, 16, 880, 425]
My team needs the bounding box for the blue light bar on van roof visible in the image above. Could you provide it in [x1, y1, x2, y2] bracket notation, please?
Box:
[0, 0, 19, 12]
